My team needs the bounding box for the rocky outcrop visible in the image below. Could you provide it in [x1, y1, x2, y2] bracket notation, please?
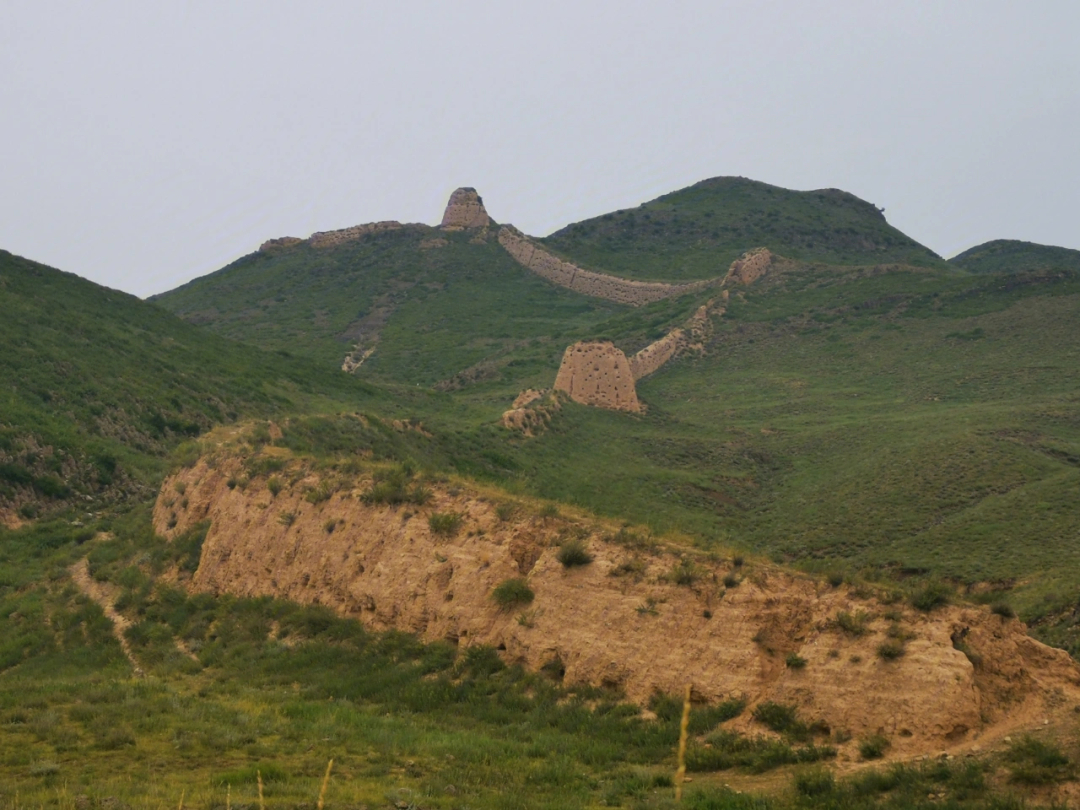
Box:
[725, 247, 773, 285]
[553, 342, 641, 412]
[498, 226, 718, 306]
[258, 236, 303, 253]
[309, 221, 404, 249]
[156, 456, 1080, 759]
[441, 188, 491, 230]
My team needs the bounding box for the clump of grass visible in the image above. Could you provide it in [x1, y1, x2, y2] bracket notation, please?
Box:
[826, 571, 844, 588]
[910, 581, 952, 612]
[858, 733, 890, 760]
[304, 482, 335, 504]
[495, 501, 517, 521]
[686, 730, 835, 774]
[752, 702, 810, 741]
[1006, 735, 1073, 784]
[991, 602, 1016, 619]
[793, 766, 835, 797]
[539, 503, 560, 518]
[361, 464, 431, 506]
[267, 476, 283, 497]
[722, 573, 740, 588]
[835, 609, 871, 636]
[610, 556, 647, 579]
[323, 518, 339, 534]
[669, 558, 699, 586]
[491, 578, 534, 610]
[278, 511, 296, 527]
[428, 512, 463, 536]
[876, 639, 905, 660]
[732, 555, 744, 568]
[785, 653, 807, 669]
[557, 538, 593, 567]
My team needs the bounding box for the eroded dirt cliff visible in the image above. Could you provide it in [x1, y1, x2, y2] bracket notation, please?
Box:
[156, 453, 1080, 761]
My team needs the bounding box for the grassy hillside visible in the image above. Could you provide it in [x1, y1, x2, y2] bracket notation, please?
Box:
[152, 228, 635, 389]
[0, 249, 396, 519]
[950, 238, 1080, 274]
[540, 176, 948, 281]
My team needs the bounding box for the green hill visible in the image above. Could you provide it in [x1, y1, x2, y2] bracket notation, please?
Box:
[540, 176, 948, 281]
[0, 249, 396, 518]
[151, 226, 701, 394]
[950, 238, 1080, 274]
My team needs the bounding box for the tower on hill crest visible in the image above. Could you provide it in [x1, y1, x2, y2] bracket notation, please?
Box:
[441, 187, 491, 230]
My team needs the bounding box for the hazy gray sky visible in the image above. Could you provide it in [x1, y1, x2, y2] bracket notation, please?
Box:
[3, 2, 1078, 297]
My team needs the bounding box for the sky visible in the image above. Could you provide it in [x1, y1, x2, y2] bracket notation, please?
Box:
[2, 1, 1078, 298]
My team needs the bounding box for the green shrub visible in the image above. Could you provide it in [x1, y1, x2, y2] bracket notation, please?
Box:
[722, 573, 740, 588]
[752, 702, 809, 740]
[303, 481, 334, 504]
[835, 609, 871, 636]
[793, 766, 835, 797]
[686, 730, 834, 774]
[361, 464, 431, 506]
[278, 511, 296, 527]
[495, 502, 517, 521]
[991, 602, 1016, 619]
[826, 571, 844, 588]
[1006, 736, 1073, 784]
[877, 639, 905, 660]
[491, 578, 534, 610]
[669, 558, 699, 586]
[323, 518, 338, 534]
[785, 653, 807, 669]
[858, 733, 890, 760]
[267, 476, 283, 497]
[556, 539, 593, 567]
[910, 581, 951, 612]
[428, 511, 463, 536]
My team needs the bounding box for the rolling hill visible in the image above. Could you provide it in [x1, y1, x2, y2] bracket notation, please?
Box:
[950, 238, 1080, 274]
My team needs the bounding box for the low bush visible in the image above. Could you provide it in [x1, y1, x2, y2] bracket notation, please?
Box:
[267, 476, 283, 497]
[1006, 735, 1073, 784]
[858, 733, 890, 760]
[752, 702, 810, 741]
[361, 464, 431, 506]
[669, 558, 699, 586]
[428, 512, 463, 536]
[835, 609, 871, 636]
[785, 653, 807, 669]
[793, 766, 836, 797]
[491, 578, 534, 610]
[991, 602, 1016, 619]
[557, 539, 593, 567]
[686, 730, 835, 774]
[876, 639, 905, 660]
[910, 581, 952, 612]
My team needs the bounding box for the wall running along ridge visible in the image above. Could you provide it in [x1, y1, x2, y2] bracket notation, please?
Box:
[440, 188, 491, 230]
[552, 342, 641, 412]
[157, 458, 1080, 760]
[497, 226, 718, 306]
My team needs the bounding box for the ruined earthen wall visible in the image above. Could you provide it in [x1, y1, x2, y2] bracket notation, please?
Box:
[155, 458, 1080, 757]
[441, 187, 491, 230]
[725, 247, 773, 285]
[309, 221, 404, 249]
[629, 329, 685, 380]
[258, 236, 303, 253]
[553, 342, 641, 412]
[498, 227, 717, 306]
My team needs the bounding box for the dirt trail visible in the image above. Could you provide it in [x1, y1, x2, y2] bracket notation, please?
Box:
[70, 557, 144, 677]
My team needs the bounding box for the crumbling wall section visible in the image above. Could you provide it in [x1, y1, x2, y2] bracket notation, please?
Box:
[498, 227, 717, 306]
[553, 342, 641, 412]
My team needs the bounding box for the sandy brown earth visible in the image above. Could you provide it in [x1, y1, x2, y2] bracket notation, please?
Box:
[155, 455, 1080, 763]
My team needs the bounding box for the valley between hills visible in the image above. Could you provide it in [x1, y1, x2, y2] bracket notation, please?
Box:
[2, 177, 1080, 808]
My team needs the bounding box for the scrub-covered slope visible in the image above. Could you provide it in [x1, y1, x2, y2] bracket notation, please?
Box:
[0, 249, 388, 523]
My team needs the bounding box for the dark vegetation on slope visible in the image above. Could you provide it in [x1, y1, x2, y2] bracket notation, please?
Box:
[950, 238, 1080, 275]
[0, 250, 392, 519]
[540, 176, 947, 281]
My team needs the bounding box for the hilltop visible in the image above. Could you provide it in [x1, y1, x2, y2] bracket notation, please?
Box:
[950, 238, 1080, 274]
[541, 176, 948, 281]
